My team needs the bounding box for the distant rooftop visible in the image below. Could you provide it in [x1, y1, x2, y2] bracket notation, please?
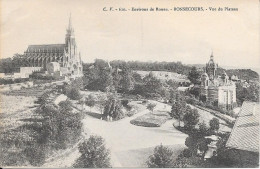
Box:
[26, 44, 65, 52]
[226, 101, 259, 152]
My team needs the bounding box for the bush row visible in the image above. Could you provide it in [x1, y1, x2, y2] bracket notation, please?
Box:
[0, 78, 30, 85]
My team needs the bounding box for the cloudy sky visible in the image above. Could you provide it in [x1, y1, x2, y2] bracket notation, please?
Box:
[1, 0, 259, 69]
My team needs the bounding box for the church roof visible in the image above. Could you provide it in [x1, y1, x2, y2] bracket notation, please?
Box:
[226, 101, 259, 152]
[26, 44, 65, 53]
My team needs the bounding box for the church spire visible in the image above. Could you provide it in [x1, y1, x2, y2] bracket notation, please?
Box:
[210, 49, 214, 60]
[65, 13, 75, 50]
[68, 13, 72, 30]
[67, 13, 74, 35]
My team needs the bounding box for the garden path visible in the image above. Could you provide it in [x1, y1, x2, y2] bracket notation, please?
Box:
[82, 100, 188, 167]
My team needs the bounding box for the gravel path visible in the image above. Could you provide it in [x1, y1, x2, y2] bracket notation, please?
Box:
[82, 100, 188, 167]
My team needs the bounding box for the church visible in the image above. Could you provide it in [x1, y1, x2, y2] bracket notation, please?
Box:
[23, 16, 83, 77]
[200, 53, 236, 110]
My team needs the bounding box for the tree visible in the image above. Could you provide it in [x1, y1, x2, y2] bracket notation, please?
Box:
[166, 80, 179, 90]
[147, 144, 175, 168]
[198, 121, 208, 136]
[143, 73, 164, 98]
[85, 59, 114, 92]
[78, 98, 85, 111]
[188, 66, 201, 85]
[85, 94, 96, 112]
[37, 99, 82, 149]
[112, 69, 121, 91]
[147, 103, 157, 113]
[236, 82, 259, 106]
[65, 87, 82, 100]
[183, 106, 200, 130]
[197, 137, 210, 156]
[185, 136, 198, 155]
[73, 135, 111, 168]
[189, 86, 201, 99]
[99, 69, 114, 92]
[132, 72, 143, 83]
[169, 92, 186, 127]
[96, 94, 107, 116]
[0, 58, 14, 73]
[119, 68, 135, 93]
[209, 118, 220, 132]
[103, 95, 125, 121]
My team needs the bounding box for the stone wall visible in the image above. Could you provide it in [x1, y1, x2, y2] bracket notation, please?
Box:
[0, 67, 42, 79]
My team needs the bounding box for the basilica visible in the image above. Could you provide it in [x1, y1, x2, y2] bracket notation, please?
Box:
[200, 54, 236, 110]
[23, 16, 83, 77]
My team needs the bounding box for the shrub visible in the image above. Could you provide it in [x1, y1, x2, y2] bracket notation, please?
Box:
[147, 103, 157, 112]
[147, 144, 175, 168]
[209, 118, 220, 132]
[185, 97, 196, 105]
[198, 121, 208, 136]
[142, 100, 148, 104]
[121, 99, 129, 108]
[67, 88, 82, 100]
[24, 144, 46, 166]
[125, 108, 136, 117]
[120, 99, 133, 111]
[85, 94, 96, 111]
[73, 135, 111, 168]
[182, 149, 192, 158]
[59, 100, 73, 113]
[0, 78, 30, 85]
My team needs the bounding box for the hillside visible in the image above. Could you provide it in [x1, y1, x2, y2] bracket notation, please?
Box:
[187, 63, 259, 81]
[135, 70, 190, 83]
[86, 60, 258, 82]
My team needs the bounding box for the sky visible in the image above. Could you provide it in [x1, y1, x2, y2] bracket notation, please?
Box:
[1, 0, 259, 70]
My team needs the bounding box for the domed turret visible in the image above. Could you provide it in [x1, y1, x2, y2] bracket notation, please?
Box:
[221, 71, 229, 84]
[206, 52, 218, 80]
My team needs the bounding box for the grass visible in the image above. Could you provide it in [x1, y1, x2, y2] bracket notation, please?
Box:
[135, 70, 189, 82]
[3, 87, 48, 97]
[0, 95, 38, 131]
[130, 111, 171, 127]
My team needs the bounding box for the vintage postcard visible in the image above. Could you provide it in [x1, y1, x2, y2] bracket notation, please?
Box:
[0, 0, 259, 168]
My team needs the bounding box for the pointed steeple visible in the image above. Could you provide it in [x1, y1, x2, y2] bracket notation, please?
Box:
[66, 13, 74, 35]
[68, 13, 72, 30]
[65, 13, 75, 51]
[210, 50, 214, 60]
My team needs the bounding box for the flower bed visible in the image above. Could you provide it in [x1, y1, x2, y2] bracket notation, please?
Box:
[130, 111, 170, 127]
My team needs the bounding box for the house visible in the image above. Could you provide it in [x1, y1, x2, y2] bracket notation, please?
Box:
[225, 101, 259, 167]
[200, 53, 237, 110]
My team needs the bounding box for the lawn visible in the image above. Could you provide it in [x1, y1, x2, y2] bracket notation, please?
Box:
[130, 111, 171, 127]
[0, 95, 38, 131]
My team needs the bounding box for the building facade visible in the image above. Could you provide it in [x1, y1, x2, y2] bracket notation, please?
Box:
[23, 16, 83, 77]
[200, 54, 236, 110]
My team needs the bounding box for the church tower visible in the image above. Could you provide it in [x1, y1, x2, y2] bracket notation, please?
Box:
[65, 14, 76, 59]
[206, 52, 218, 80]
[23, 14, 83, 77]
